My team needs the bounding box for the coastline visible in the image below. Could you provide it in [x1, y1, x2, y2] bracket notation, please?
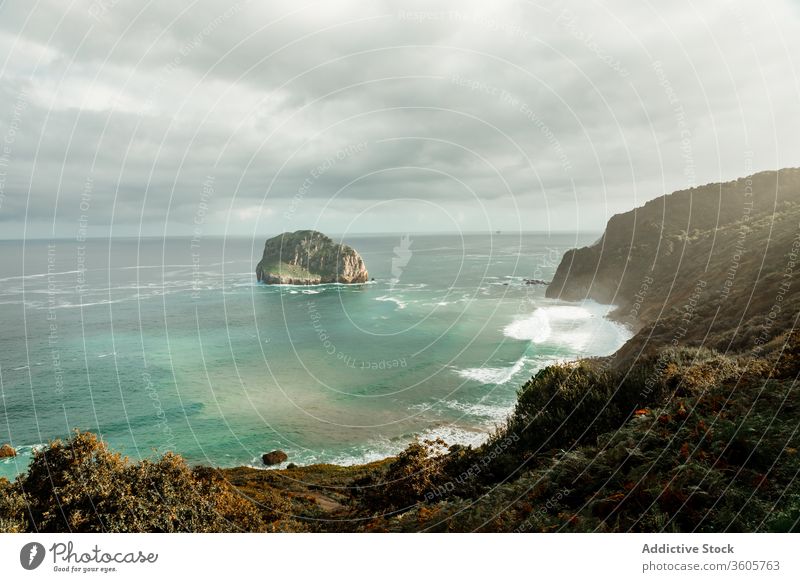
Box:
[1, 232, 609, 482]
[230, 297, 635, 473]
[4, 169, 800, 533]
[0, 297, 635, 480]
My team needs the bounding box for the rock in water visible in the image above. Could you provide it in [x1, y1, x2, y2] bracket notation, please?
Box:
[262, 450, 288, 465]
[0, 443, 16, 458]
[256, 230, 369, 285]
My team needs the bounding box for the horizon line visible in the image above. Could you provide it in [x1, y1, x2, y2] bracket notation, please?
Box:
[0, 229, 604, 242]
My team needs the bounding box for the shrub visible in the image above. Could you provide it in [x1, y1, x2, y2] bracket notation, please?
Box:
[0, 476, 26, 533]
[481, 359, 656, 478]
[360, 438, 450, 512]
[10, 431, 266, 532]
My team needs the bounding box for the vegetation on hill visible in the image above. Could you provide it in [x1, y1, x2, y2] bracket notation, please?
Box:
[256, 260, 315, 281]
[547, 168, 800, 355]
[363, 337, 800, 532]
[2, 335, 797, 532]
[0, 432, 282, 532]
[2, 170, 799, 532]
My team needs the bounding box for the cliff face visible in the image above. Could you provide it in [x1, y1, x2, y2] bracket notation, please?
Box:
[546, 168, 800, 353]
[256, 230, 369, 285]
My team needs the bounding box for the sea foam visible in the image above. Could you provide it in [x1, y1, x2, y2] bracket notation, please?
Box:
[375, 295, 408, 309]
[456, 356, 527, 385]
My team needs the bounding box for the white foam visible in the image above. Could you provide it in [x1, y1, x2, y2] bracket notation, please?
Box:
[456, 356, 527, 385]
[418, 425, 491, 448]
[324, 447, 399, 467]
[326, 425, 491, 465]
[375, 295, 407, 309]
[443, 400, 513, 424]
[504, 302, 632, 356]
[250, 437, 404, 469]
[270, 280, 375, 288]
[504, 309, 553, 342]
[247, 423, 493, 469]
[53, 296, 140, 309]
[0, 270, 81, 282]
[0, 443, 46, 466]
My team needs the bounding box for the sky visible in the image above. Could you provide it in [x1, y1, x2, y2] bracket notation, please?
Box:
[0, 0, 798, 239]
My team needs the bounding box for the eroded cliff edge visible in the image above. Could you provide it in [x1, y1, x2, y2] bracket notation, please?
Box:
[546, 168, 800, 355]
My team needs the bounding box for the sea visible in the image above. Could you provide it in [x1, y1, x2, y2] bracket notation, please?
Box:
[0, 233, 630, 479]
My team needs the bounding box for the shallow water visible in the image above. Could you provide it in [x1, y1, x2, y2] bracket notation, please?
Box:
[0, 233, 629, 478]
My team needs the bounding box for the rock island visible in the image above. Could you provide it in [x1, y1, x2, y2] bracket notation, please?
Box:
[256, 230, 369, 285]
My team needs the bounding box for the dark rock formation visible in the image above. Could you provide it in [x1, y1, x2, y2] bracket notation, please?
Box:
[546, 168, 800, 353]
[262, 450, 288, 466]
[0, 443, 16, 458]
[256, 230, 369, 285]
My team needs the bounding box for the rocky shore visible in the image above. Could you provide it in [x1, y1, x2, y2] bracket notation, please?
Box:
[3, 171, 799, 533]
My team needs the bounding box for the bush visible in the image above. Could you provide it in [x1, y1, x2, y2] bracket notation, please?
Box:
[482, 348, 741, 483]
[0, 477, 26, 533]
[481, 359, 654, 478]
[360, 438, 451, 512]
[9, 431, 267, 532]
[391, 346, 800, 532]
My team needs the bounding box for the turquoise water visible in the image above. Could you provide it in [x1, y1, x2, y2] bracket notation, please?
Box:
[0, 233, 629, 479]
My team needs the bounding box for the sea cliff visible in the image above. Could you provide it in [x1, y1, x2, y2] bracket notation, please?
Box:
[4, 171, 800, 533]
[547, 168, 800, 355]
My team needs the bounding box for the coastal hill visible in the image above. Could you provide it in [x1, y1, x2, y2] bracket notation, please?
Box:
[256, 230, 369, 285]
[3, 173, 799, 533]
[547, 168, 800, 355]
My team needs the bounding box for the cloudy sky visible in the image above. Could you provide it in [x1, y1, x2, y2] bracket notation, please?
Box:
[0, 0, 798, 238]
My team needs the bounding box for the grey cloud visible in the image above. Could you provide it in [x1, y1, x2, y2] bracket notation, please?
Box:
[0, 0, 798, 238]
